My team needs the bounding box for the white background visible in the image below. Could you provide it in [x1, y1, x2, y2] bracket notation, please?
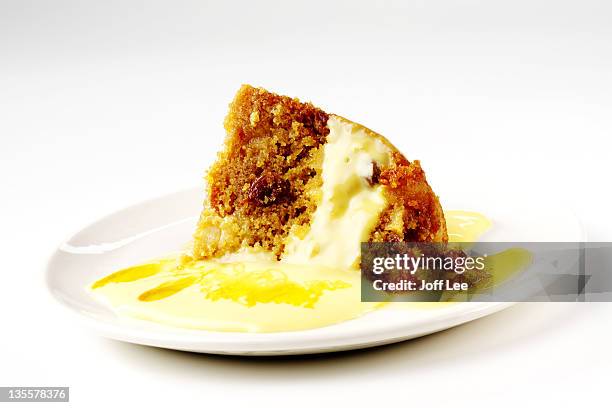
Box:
[1, 0, 611, 406]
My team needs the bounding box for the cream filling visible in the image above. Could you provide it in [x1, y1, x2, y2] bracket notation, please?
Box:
[281, 116, 391, 270]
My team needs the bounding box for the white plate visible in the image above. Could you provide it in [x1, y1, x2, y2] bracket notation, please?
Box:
[46, 187, 583, 355]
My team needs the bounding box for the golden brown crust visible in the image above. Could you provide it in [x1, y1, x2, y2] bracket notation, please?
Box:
[369, 152, 447, 243]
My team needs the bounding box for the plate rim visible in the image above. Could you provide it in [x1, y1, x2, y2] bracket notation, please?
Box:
[45, 187, 585, 356]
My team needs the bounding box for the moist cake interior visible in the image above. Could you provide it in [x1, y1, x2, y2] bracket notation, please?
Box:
[190, 85, 447, 269]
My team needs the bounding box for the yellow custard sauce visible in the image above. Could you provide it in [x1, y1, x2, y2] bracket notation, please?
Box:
[90, 210, 528, 332]
[91, 259, 376, 332]
[445, 210, 493, 243]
